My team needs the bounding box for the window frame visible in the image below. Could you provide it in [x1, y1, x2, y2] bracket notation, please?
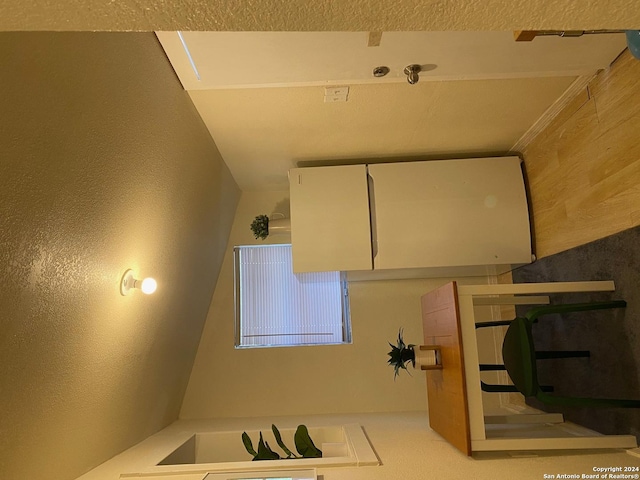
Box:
[233, 244, 352, 349]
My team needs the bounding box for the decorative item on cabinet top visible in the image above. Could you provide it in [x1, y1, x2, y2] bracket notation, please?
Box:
[242, 424, 322, 461]
[250, 213, 291, 240]
[387, 328, 442, 379]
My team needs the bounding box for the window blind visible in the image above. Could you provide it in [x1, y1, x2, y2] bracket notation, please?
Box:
[234, 244, 350, 348]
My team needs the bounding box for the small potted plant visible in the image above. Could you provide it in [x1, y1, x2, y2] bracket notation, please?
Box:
[387, 328, 417, 378]
[251, 214, 270, 240]
[250, 214, 291, 240]
[387, 328, 441, 378]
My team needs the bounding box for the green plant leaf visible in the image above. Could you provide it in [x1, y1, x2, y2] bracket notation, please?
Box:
[387, 328, 417, 379]
[250, 214, 270, 240]
[266, 441, 279, 457]
[242, 432, 257, 457]
[294, 425, 322, 458]
[254, 432, 281, 461]
[272, 424, 296, 458]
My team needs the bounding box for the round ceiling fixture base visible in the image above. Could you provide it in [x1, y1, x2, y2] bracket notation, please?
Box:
[121, 269, 135, 296]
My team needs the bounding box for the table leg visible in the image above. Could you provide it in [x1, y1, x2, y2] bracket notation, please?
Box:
[473, 295, 550, 306]
[472, 435, 637, 451]
[458, 281, 615, 296]
[458, 294, 486, 441]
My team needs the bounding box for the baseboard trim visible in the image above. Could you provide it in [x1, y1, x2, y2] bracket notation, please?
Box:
[509, 73, 597, 154]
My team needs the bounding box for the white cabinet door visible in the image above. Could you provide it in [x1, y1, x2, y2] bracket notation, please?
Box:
[289, 165, 373, 273]
[368, 157, 532, 270]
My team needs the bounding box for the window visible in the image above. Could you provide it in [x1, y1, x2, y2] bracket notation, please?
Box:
[234, 244, 351, 348]
[205, 469, 316, 480]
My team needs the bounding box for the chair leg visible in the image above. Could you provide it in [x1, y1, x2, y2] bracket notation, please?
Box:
[537, 391, 640, 408]
[536, 351, 590, 359]
[481, 381, 553, 393]
[476, 320, 512, 329]
[526, 300, 627, 321]
[481, 381, 518, 393]
[479, 364, 506, 371]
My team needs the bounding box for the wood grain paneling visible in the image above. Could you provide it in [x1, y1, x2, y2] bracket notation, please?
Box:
[522, 50, 640, 258]
[421, 282, 471, 456]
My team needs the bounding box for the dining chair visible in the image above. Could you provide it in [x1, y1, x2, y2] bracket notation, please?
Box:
[476, 300, 640, 407]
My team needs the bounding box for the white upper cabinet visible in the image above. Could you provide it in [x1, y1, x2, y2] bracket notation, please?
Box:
[368, 157, 532, 271]
[289, 158, 533, 277]
[156, 31, 626, 89]
[289, 165, 373, 273]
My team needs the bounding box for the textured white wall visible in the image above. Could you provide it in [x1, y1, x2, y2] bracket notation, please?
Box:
[0, 0, 639, 31]
[179, 190, 500, 419]
[0, 32, 240, 480]
[180, 190, 432, 418]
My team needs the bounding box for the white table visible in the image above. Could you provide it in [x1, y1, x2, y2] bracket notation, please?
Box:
[422, 280, 638, 454]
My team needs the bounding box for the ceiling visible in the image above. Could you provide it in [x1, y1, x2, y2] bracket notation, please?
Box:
[157, 31, 627, 191]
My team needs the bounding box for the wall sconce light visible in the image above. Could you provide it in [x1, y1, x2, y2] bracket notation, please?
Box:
[120, 269, 158, 296]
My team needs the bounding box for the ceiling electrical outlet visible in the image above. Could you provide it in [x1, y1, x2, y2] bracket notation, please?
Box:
[324, 86, 349, 103]
[324, 86, 349, 96]
[324, 94, 348, 103]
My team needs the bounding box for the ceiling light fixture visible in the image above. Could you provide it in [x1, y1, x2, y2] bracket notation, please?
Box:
[120, 269, 158, 296]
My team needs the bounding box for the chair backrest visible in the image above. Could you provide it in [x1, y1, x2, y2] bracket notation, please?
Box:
[501, 317, 539, 396]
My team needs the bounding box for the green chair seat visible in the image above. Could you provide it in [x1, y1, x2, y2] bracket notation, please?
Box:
[502, 317, 538, 397]
[480, 300, 640, 408]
